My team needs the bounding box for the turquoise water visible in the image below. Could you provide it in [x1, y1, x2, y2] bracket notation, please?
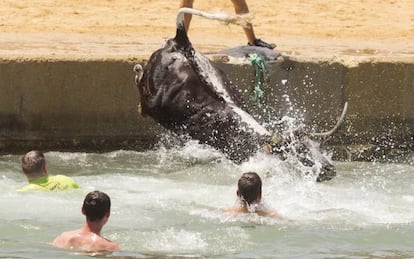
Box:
[0, 142, 413, 258]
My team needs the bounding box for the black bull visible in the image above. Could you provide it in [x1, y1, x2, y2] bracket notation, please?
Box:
[134, 8, 338, 182]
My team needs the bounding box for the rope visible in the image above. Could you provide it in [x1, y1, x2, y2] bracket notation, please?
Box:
[248, 53, 269, 103]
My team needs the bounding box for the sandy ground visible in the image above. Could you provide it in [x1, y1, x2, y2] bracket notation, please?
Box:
[0, 0, 413, 61]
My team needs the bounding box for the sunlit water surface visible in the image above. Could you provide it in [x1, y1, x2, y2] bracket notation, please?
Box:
[0, 142, 413, 259]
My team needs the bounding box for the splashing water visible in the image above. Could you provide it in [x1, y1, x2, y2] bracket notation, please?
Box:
[0, 145, 413, 258]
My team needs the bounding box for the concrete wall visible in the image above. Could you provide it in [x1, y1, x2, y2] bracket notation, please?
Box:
[0, 59, 162, 152]
[0, 57, 412, 160]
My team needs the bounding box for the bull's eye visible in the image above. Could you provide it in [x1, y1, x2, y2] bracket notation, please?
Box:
[170, 53, 183, 64]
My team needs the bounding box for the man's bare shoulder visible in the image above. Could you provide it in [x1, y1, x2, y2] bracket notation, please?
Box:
[53, 229, 82, 248]
[53, 230, 119, 252]
[95, 237, 120, 252]
[256, 209, 283, 220]
[222, 206, 283, 220]
[221, 206, 245, 215]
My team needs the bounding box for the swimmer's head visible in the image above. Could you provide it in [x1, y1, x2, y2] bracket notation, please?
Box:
[21, 150, 47, 177]
[82, 191, 111, 222]
[237, 172, 262, 206]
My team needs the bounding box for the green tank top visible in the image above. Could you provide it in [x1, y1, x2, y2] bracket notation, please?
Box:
[17, 175, 80, 192]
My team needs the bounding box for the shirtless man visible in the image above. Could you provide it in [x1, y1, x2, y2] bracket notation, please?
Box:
[223, 172, 283, 219]
[179, 0, 276, 49]
[53, 190, 120, 252]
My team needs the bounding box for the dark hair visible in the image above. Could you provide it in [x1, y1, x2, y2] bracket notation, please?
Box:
[21, 150, 46, 175]
[237, 172, 262, 205]
[82, 191, 111, 222]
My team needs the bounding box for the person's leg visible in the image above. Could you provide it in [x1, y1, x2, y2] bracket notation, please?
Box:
[179, 0, 194, 32]
[231, 0, 275, 49]
[230, 0, 256, 44]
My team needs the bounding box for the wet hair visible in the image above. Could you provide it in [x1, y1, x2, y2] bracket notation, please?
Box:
[21, 150, 46, 176]
[237, 172, 262, 205]
[82, 191, 111, 222]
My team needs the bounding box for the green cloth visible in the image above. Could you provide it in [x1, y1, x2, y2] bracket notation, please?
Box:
[17, 175, 80, 192]
[248, 53, 268, 103]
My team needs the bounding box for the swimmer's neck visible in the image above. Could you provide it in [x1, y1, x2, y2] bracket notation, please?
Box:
[27, 171, 48, 182]
[240, 201, 260, 212]
[81, 221, 104, 236]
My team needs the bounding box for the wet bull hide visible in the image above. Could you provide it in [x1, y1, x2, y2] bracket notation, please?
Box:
[134, 8, 338, 182]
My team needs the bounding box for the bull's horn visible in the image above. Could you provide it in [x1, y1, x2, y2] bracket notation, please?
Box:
[133, 64, 144, 85]
[311, 102, 348, 137]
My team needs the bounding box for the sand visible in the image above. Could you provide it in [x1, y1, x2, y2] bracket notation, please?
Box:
[0, 0, 413, 61]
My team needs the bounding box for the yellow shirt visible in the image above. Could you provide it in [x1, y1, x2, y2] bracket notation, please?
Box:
[17, 175, 80, 192]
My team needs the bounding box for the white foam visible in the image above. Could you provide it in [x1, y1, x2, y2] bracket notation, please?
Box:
[193, 51, 270, 136]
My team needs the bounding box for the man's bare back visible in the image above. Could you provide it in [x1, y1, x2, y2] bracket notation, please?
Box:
[53, 228, 119, 252]
[222, 205, 283, 219]
[52, 191, 120, 253]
